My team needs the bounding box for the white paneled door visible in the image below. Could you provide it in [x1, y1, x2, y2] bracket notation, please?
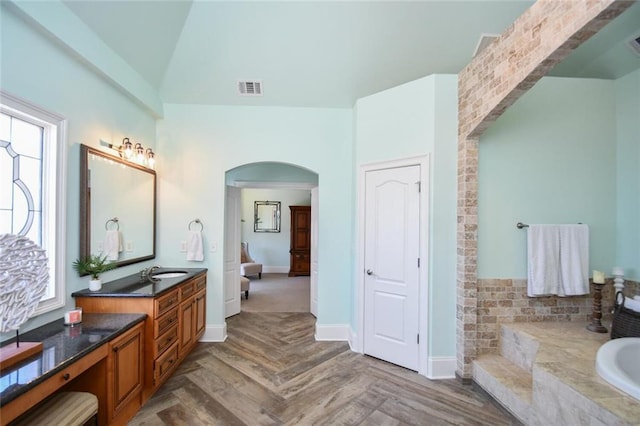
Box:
[363, 165, 421, 371]
[224, 186, 241, 318]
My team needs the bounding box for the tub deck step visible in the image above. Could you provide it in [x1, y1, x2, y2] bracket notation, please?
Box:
[473, 354, 532, 423]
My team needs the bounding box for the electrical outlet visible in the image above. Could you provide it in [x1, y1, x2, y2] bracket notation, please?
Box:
[210, 241, 217, 253]
[180, 241, 187, 252]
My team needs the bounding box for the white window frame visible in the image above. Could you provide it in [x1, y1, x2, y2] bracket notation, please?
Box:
[1, 90, 67, 315]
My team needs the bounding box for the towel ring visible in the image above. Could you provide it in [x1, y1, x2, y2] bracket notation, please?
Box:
[105, 217, 119, 231]
[189, 219, 203, 231]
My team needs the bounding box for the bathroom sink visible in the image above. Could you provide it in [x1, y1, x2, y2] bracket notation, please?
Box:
[151, 271, 188, 279]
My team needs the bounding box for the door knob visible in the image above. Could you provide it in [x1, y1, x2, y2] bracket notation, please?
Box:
[366, 269, 373, 275]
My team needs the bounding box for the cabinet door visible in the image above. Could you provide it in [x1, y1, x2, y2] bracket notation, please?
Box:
[108, 323, 143, 419]
[290, 207, 311, 251]
[179, 298, 195, 357]
[194, 290, 206, 339]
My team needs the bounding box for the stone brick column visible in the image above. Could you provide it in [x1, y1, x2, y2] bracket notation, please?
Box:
[455, 0, 633, 379]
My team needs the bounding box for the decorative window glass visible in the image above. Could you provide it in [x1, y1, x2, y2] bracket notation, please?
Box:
[0, 91, 67, 315]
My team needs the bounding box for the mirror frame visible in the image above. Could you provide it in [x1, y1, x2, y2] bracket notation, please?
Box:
[79, 144, 156, 269]
[254, 201, 281, 233]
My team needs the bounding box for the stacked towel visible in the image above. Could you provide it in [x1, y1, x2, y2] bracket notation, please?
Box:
[186, 230, 204, 261]
[104, 230, 122, 261]
[625, 298, 640, 313]
[527, 224, 589, 297]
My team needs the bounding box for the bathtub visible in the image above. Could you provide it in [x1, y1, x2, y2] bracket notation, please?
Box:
[596, 337, 640, 401]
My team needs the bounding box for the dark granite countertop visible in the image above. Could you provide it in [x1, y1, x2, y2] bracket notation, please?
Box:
[71, 267, 207, 298]
[0, 313, 146, 406]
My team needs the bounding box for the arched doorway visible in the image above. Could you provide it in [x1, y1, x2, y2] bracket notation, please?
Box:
[223, 162, 319, 319]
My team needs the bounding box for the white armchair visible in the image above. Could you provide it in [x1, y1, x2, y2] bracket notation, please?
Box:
[240, 242, 262, 279]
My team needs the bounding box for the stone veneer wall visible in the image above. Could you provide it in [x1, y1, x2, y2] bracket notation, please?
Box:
[456, 0, 634, 378]
[476, 279, 640, 355]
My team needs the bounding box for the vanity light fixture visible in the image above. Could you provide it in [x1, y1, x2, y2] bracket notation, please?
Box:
[103, 138, 157, 170]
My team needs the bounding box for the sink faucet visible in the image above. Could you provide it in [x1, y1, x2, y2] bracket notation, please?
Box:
[141, 265, 161, 282]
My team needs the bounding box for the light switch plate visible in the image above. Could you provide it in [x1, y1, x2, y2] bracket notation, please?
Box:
[125, 241, 134, 252]
[180, 241, 187, 252]
[210, 241, 217, 253]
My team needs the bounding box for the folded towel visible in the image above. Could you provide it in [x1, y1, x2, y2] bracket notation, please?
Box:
[624, 297, 640, 313]
[557, 224, 589, 296]
[527, 225, 561, 296]
[186, 231, 204, 261]
[104, 230, 122, 261]
[527, 224, 589, 297]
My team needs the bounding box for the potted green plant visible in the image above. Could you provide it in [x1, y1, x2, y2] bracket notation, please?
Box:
[72, 254, 116, 291]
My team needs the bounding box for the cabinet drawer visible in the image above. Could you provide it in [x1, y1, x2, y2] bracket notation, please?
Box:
[154, 307, 178, 338]
[154, 325, 179, 358]
[194, 274, 206, 292]
[154, 343, 178, 386]
[180, 281, 195, 299]
[154, 289, 179, 318]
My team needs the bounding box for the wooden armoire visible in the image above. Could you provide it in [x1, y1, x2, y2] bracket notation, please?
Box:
[288, 205, 311, 276]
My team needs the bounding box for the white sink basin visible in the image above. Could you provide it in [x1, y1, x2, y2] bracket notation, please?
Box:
[151, 271, 188, 279]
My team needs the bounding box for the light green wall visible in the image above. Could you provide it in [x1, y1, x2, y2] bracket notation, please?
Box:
[155, 104, 353, 326]
[0, 3, 157, 333]
[240, 188, 311, 269]
[354, 74, 458, 358]
[478, 76, 617, 279]
[615, 68, 640, 281]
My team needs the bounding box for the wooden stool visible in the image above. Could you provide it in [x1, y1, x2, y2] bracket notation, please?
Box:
[14, 391, 98, 426]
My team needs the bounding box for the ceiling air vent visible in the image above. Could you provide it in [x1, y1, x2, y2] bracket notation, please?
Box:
[626, 34, 640, 57]
[472, 33, 499, 58]
[238, 80, 263, 96]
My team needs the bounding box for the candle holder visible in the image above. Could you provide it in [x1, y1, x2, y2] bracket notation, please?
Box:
[587, 281, 608, 333]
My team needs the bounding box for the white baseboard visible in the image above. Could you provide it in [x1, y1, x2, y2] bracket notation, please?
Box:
[315, 324, 350, 341]
[199, 323, 227, 342]
[263, 266, 289, 274]
[426, 356, 457, 379]
[348, 327, 360, 352]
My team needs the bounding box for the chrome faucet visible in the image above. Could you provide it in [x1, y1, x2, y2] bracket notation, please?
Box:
[141, 265, 161, 282]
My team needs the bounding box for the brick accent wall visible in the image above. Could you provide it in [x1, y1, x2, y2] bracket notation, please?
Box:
[455, 0, 633, 379]
[475, 279, 640, 355]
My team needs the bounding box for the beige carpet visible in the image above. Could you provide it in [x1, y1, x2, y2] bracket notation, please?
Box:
[241, 273, 310, 312]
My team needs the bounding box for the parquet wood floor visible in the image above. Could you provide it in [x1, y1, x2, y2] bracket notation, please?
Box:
[129, 312, 520, 425]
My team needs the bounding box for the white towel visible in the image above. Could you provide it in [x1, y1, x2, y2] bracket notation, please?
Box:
[104, 230, 122, 261]
[186, 231, 204, 261]
[625, 297, 640, 313]
[527, 224, 589, 297]
[557, 224, 589, 296]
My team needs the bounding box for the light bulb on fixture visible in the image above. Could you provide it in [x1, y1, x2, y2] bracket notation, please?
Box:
[135, 143, 145, 164]
[122, 138, 133, 159]
[146, 148, 155, 169]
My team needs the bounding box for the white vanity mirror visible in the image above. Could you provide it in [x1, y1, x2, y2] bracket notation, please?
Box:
[80, 144, 156, 269]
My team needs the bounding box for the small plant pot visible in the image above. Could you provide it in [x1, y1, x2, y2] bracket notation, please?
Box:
[89, 279, 102, 291]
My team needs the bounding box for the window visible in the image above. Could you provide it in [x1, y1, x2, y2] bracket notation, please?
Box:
[0, 91, 67, 314]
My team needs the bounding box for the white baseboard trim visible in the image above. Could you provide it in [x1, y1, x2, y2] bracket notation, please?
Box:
[199, 323, 227, 342]
[426, 356, 457, 379]
[348, 327, 360, 352]
[315, 324, 350, 341]
[263, 266, 289, 274]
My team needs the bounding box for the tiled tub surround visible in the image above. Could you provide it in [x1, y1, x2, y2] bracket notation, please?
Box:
[473, 322, 640, 425]
[477, 279, 640, 356]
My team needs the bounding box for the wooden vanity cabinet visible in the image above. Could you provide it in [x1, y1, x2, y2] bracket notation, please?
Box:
[75, 272, 206, 405]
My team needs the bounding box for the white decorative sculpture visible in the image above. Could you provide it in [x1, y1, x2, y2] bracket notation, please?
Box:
[0, 234, 49, 369]
[0, 234, 49, 333]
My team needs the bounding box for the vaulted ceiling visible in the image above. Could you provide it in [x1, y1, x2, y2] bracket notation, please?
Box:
[60, 1, 640, 109]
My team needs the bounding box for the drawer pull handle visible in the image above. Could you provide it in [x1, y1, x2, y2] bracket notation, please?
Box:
[63, 373, 70, 380]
